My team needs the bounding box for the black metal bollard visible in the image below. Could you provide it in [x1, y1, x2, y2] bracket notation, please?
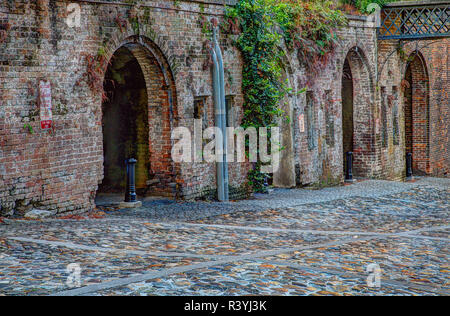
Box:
[406, 153, 413, 180]
[125, 158, 137, 203]
[345, 152, 354, 182]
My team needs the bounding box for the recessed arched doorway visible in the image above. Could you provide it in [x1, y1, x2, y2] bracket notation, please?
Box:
[99, 46, 150, 194]
[97, 37, 178, 200]
[341, 47, 375, 179]
[403, 52, 430, 175]
[342, 57, 354, 174]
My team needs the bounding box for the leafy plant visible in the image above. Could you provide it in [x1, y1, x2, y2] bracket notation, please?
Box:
[115, 13, 128, 33]
[247, 167, 269, 193]
[80, 47, 110, 102]
[23, 123, 34, 134]
[129, 5, 141, 34]
[224, 0, 345, 191]
[224, 0, 286, 191]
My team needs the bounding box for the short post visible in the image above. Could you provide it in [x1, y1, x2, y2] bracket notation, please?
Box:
[345, 151, 355, 183]
[119, 158, 142, 208]
[406, 153, 413, 181]
[125, 158, 137, 203]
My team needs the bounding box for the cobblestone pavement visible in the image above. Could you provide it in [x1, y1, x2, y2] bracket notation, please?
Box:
[0, 177, 448, 296]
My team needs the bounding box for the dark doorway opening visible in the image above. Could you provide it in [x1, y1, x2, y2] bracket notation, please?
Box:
[98, 46, 150, 194]
[404, 64, 413, 160]
[342, 58, 354, 173]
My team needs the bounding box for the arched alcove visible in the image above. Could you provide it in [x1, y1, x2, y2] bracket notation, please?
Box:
[403, 52, 430, 175]
[97, 37, 178, 198]
[341, 47, 375, 178]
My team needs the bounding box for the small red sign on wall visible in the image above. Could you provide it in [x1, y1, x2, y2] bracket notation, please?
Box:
[298, 114, 305, 133]
[39, 80, 52, 130]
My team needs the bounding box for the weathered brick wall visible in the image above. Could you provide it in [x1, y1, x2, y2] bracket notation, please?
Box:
[0, 1, 448, 216]
[0, 0, 245, 215]
[0, 0, 103, 215]
[378, 38, 450, 179]
[289, 15, 379, 186]
[289, 13, 449, 186]
[377, 39, 406, 180]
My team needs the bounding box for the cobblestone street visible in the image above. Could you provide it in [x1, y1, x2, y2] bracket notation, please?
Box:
[0, 177, 448, 296]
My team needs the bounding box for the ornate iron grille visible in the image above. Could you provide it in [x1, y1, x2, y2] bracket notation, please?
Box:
[378, 2, 449, 40]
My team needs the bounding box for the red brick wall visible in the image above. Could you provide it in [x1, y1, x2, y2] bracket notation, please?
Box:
[0, 2, 447, 216]
[378, 38, 449, 179]
[407, 52, 430, 174]
[291, 16, 380, 185]
[0, 0, 246, 215]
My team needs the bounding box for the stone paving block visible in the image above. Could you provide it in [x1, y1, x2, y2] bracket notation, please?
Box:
[188, 189, 449, 234]
[263, 237, 449, 291]
[89, 260, 443, 296]
[0, 180, 448, 296]
[0, 219, 344, 258]
[0, 239, 208, 296]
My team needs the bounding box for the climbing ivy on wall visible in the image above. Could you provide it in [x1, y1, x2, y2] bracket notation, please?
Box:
[224, 0, 346, 191]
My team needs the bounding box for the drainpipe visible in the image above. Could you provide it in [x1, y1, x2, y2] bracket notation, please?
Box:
[213, 27, 229, 201]
[211, 45, 225, 202]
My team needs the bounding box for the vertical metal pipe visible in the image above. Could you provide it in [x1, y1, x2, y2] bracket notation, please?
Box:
[211, 47, 225, 202]
[213, 27, 229, 201]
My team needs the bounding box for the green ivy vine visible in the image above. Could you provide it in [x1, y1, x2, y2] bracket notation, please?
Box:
[223, 0, 346, 192]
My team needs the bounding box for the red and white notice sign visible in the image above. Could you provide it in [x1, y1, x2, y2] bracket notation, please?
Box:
[39, 80, 52, 130]
[298, 114, 305, 133]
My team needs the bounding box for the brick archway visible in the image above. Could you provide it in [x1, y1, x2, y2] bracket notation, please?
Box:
[100, 36, 179, 198]
[404, 52, 430, 175]
[341, 47, 375, 178]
